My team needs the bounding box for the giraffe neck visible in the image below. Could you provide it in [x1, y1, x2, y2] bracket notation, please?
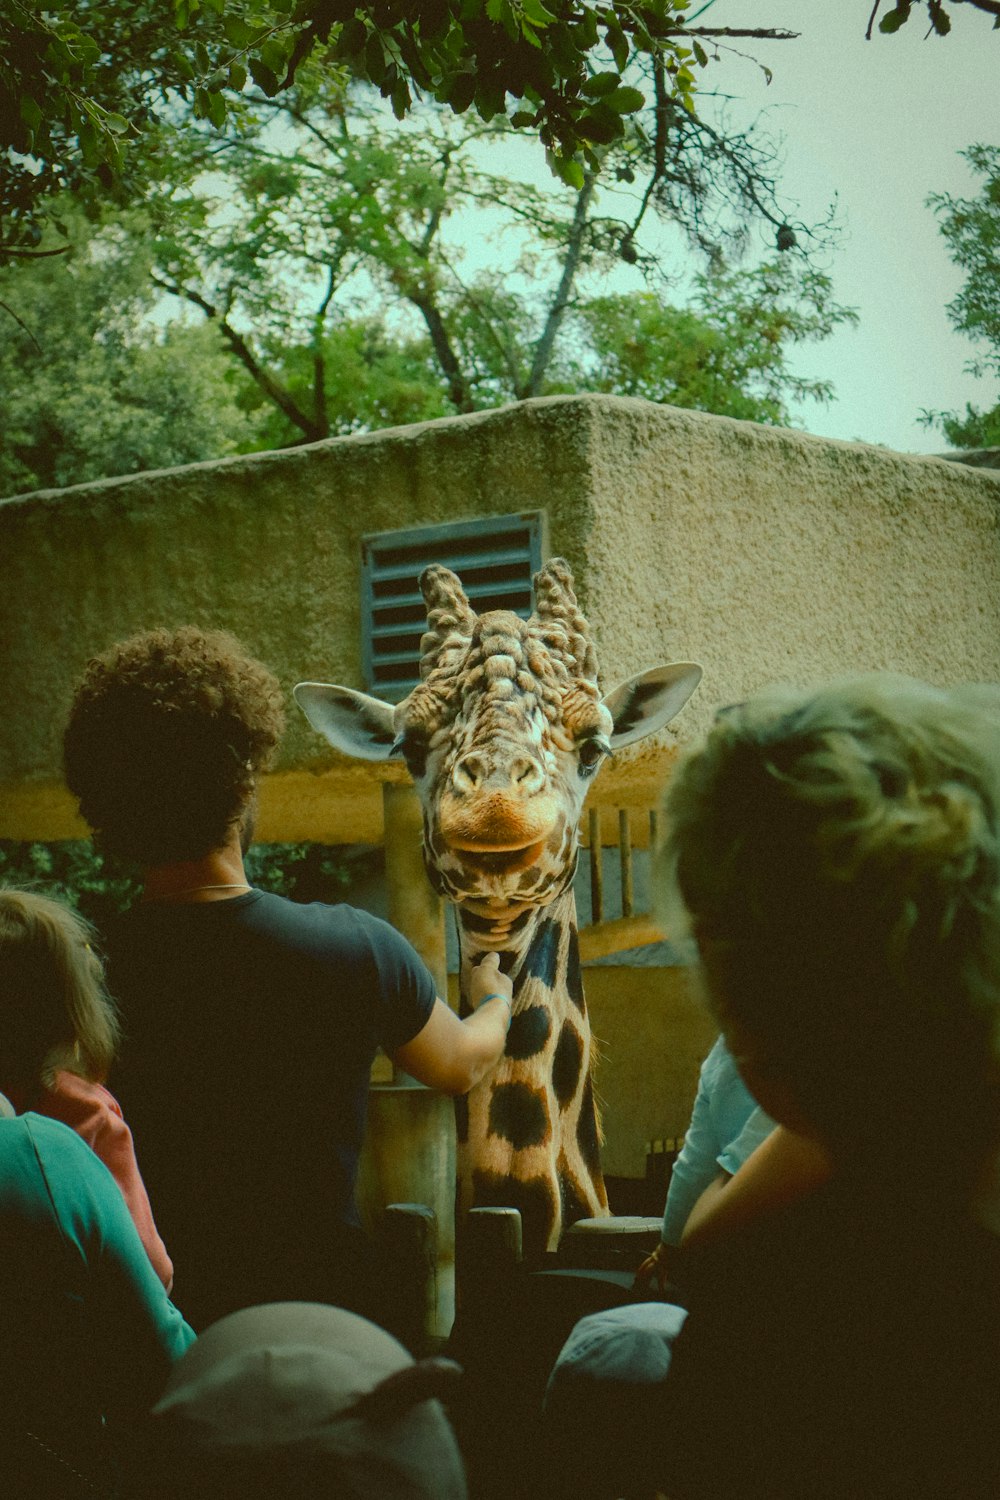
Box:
[454, 887, 582, 1009]
[452, 884, 608, 1262]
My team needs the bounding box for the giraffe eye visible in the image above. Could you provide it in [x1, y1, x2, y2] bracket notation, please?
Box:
[577, 738, 610, 778]
[392, 730, 428, 779]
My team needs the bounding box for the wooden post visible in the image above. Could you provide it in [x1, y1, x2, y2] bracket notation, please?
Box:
[619, 808, 633, 919]
[381, 1203, 439, 1356]
[383, 782, 447, 998]
[588, 806, 603, 923]
[460, 1206, 523, 1314]
[355, 784, 455, 1339]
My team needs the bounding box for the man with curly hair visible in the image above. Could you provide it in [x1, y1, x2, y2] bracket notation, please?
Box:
[63, 627, 511, 1332]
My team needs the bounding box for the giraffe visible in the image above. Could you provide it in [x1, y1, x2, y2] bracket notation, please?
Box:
[295, 559, 700, 1263]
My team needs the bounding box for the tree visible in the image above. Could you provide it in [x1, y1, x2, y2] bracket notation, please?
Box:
[143, 72, 838, 442]
[561, 260, 857, 424]
[924, 143, 1000, 450]
[2, 1, 804, 262]
[7, 0, 998, 262]
[0, 206, 256, 496]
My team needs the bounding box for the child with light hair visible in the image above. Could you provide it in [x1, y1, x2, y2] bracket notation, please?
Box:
[546, 674, 1000, 1499]
[0, 887, 172, 1287]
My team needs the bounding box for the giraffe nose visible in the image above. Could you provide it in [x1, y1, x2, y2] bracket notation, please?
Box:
[451, 750, 546, 796]
[452, 751, 488, 792]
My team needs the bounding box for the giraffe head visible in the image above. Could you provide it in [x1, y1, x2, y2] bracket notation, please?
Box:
[296, 559, 700, 913]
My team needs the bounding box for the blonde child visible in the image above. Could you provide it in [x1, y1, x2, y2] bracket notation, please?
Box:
[0, 887, 172, 1289]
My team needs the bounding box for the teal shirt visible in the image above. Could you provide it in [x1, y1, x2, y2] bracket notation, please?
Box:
[0, 1112, 195, 1466]
[662, 1037, 775, 1246]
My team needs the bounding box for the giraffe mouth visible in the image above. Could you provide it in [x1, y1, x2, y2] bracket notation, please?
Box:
[452, 838, 547, 876]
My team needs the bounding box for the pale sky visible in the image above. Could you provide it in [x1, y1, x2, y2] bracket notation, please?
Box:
[676, 1, 997, 452]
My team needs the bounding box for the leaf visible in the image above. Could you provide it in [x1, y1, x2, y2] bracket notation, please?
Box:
[224, 16, 257, 49]
[582, 72, 621, 98]
[365, 32, 386, 86]
[228, 61, 247, 91]
[522, 0, 557, 25]
[208, 91, 227, 129]
[579, 104, 623, 145]
[248, 57, 280, 95]
[928, 1, 951, 34]
[603, 17, 629, 73]
[606, 85, 646, 115]
[548, 151, 585, 189]
[693, 42, 708, 68]
[447, 72, 477, 113]
[104, 113, 129, 134]
[510, 109, 537, 127]
[260, 38, 288, 75]
[20, 96, 42, 133]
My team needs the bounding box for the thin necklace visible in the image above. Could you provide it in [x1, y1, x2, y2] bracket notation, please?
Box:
[146, 882, 251, 901]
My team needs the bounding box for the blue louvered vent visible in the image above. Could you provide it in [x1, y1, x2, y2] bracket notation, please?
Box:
[362, 512, 545, 702]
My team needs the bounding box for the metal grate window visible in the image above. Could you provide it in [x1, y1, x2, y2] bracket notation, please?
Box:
[362, 512, 545, 702]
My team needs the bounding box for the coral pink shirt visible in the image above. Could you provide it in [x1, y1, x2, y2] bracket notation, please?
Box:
[29, 1071, 174, 1291]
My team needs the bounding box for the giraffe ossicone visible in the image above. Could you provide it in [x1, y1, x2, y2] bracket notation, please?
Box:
[296, 559, 701, 1260]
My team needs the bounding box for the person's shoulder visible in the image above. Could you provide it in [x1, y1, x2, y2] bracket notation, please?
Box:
[246, 891, 371, 939]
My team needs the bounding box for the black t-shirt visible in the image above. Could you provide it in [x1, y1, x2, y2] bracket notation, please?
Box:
[656, 1180, 1000, 1500]
[105, 891, 436, 1330]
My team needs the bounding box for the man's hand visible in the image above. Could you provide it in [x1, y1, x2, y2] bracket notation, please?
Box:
[468, 951, 514, 1014]
[391, 952, 513, 1095]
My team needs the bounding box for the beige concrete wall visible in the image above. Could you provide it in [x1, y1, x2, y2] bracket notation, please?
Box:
[586, 965, 718, 1180]
[2, 394, 998, 842]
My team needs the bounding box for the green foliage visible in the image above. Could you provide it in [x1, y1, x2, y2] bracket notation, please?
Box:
[925, 144, 1000, 450]
[872, 0, 1000, 36]
[0, 840, 140, 931]
[931, 403, 1000, 450]
[0, 207, 256, 496]
[239, 321, 454, 448]
[1, 1, 712, 260]
[559, 260, 858, 424]
[141, 80, 833, 445]
[0, 838, 375, 931]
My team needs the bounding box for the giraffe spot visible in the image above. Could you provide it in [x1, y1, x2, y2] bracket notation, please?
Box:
[565, 927, 585, 1012]
[552, 1021, 583, 1110]
[546, 822, 565, 853]
[576, 1074, 602, 1178]
[505, 1005, 551, 1060]
[488, 1081, 551, 1150]
[557, 1150, 593, 1228]
[455, 1092, 469, 1144]
[470, 1170, 557, 1265]
[522, 917, 560, 989]
[516, 865, 542, 891]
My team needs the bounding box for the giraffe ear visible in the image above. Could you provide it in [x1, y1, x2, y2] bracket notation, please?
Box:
[294, 682, 400, 762]
[603, 663, 702, 750]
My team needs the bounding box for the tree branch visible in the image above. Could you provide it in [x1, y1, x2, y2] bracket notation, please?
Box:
[0, 298, 42, 352]
[410, 291, 475, 413]
[525, 171, 597, 398]
[150, 274, 324, 442]
[312, 261, 338, 436]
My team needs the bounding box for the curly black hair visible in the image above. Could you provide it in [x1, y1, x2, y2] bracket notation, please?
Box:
[63, 628, 286, 866]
